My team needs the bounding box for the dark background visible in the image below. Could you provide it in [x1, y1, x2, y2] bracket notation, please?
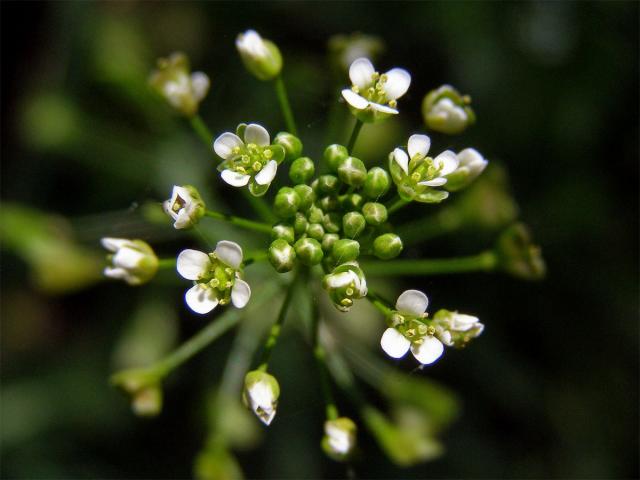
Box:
[1, 1, 638, 478]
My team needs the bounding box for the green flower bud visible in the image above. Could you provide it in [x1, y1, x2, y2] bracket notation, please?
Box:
[274, 131, 303, 162]
[293, 212, 309, 236]
[307, 204, 324, 224]
[322, 417, 358, 461]
[362, 202, 388, 226]
[271, 224, 295, 244]
[307, 223, 325, 241]
[494, 223, 545, 280]
[236, 30, 283, 81]
[363, 167, 391, 199]
[342, 212, 366, 238]
[337, 156, 367, 187]
[432, 309, 485, 348]
[340, 193, 364, 211]
[321, 233, 340, 252]
[110, 367, 163, 417]
[324, 144, 349, 172]
[274, 187, 300, 218]
[293, 184, 315, 210]
[243, 370, 280, 425]
[268, 239, 296, 273]
[316, 175, 341, 195]
[422, 84, 475, 135]
[319, 195, 340, 212]
[332, 239, 360, 263]
[289, 156, 315, 184]
[323, 212, 342, 233]
[373, 233, 403, 260]
[294, 237, 324, 266]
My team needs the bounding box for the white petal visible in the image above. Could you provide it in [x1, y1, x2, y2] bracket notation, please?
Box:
[392, 148, 409, 175]
[380, 328, 411, 359]
[113, 247, 145, 269]
[411, 337, 444, 365]
[418, 177, 447, 187]
[190, 72, 210, 102]
[370, 102, 398, 114]
[231, 278, 251, 308]
[185, 284, 219, 314]
[434, 150, 459, 176]
[244, 123, 270, 147]
[176, 249, 210, 280]
[249, 381, 274, 409]
[221, 169, 250, 187]
[383, 68, 411, 100]
[451, 313, 480, 331]
[349, 57, 375, 90]
[254, 159, 277, 185]
[173, 209, 192, 229]
[395, 289, 429, 315]
[213, 132, 244, 160]
[101, 237, 129, 252]
[407, 134, 431, 160]
[341, 89, 369, 110]
[325, 271, 358, 289]
[104, 266, 129, 280]
[214, 240, 243, 269]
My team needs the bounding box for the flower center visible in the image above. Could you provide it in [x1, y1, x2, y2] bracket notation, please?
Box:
[228, 143, 272, 176]
[351, 71, 396, 108]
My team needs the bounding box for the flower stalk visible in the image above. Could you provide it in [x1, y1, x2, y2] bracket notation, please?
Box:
[362, 251, 498, 276]
[346, 118, 363, 153]
[274, 75, 298, 135]
[203, 209, 272, 234]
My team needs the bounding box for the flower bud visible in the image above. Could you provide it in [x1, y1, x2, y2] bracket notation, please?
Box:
[243, 370, 280, 425]
[432, 309, 484, 348]
[293, 212, 309, 236]
[322, 417, 357, 461]
[422, 84, 475, 135]
[273, 187, 300, 218]
[293, 184, 315, 210]
[332, 239, 360, 263]
[307, 223, 325, 241]
[321, 233, 340, 252]
[322, 262, 367, 312]
[495, 223, 545, 280]
[163, 185, 205, 229]
[363, 167, 391, 199]
[101, 238, 159, 286]
[289, 157, 315, 184]
[294, 237, 324, 266]
[337, 156, 367, 187]
[271, 224, 295, 244]
[308, 204, 324, 224]
[274, 131, 303, 162]
[268, 239, 296, 273]
[340, 193, 364, 211]
[315, 175, 341, 195]
[111, 368, 163, 417]
[132, 385, 163, 417]
[373, 233, 403, 260]
[236, 30, 283, 81]
[342, 211, 366, 238]
[444, 148, 488, 192]
[323, 212, 341, 233]
[319, 195, 340, 212]
[362, 202, 388, 226]
[324, 144, 349, 172]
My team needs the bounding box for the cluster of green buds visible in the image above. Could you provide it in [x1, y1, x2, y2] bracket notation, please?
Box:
[422, 84, 475, 135]
[148, 52, 210, 117]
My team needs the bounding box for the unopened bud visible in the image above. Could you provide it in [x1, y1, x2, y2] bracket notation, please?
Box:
[324, 144, 349, 172]
[274, 131, 303, 162]
[332, 239, 360, 263]
[268, 239, 296, 273]
[271, 224, 295, 244]
[274, 187, 300, 218]
[323, 212, 342, 233]
[293, 184, 315, 210]
[340, 193, 364, 211]
[293, 212, 309, 236]
[243, 370, 280, 425]
[444, 148, 488, 192]
[321, 233, 340, 252]
[363, 167, 391, 199]
[337, 156, 367, 187]
[422, 84, 475, 135]
[307, 223, 325, 241]
[322, 417, 357, 461]
[294, 237, 324, 266]
[362, 202, 388, 226]
[315, 175, 341, 195]
[289, 156, 315, 184]
[236, 30, 282, 81]
[342, 212, 366, 238]
[373, 233, 403, 260]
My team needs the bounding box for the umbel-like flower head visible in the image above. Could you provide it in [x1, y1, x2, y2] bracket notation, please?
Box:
[213, 123, 286, 196]
[163, 185, 205, 229]
[102, 238, 159, 286]
[149, 52, 210, 117]
[323, 262, 368, 312]
[243, 370, 280, 425]
[422, 84, 475, 135]
[389, 134, 458, 204]
[322, 417, 357, 461]
[236, 30, 283, 81]
[380, 290, 445, 365]
[177, 240, 251, 314]
[341, 57, 411, 123]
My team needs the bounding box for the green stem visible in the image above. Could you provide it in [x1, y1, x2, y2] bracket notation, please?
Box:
[346, 118, 363, 154]
[190, 114, 213, 146]
[362, 250, 498, 276]
[386, 196, 410, 215]
[274, 75, 297, 135]
[204, 210, 272, 234]
[365, 290, 393, 316]
[257, 271, 299, 369]
[157, 258, 176, 269]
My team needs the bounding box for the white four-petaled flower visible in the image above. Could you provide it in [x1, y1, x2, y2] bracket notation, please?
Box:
[391, 134, 459, 187]
[341, 57, 411, 122]
[163, 185, 205, 229]
[380, 289, 445, 365]
[177, 240, 251, 314]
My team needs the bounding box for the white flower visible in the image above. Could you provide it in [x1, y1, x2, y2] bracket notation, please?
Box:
[380, 290, 445, 365]
[323, 262, 368, 312]
[323, 417, 357, 460]
[243, 370, 280, 426]
[176, 240, 251, 314]
[236, 30, 282, 81]
[443, 148, 488, 191]
[213, 123, 285, 196]
[432, 310, 485, 347]
[341, 57, 411, 122]
[162, 185, 205, 229]
[101, 238, 158, 286]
